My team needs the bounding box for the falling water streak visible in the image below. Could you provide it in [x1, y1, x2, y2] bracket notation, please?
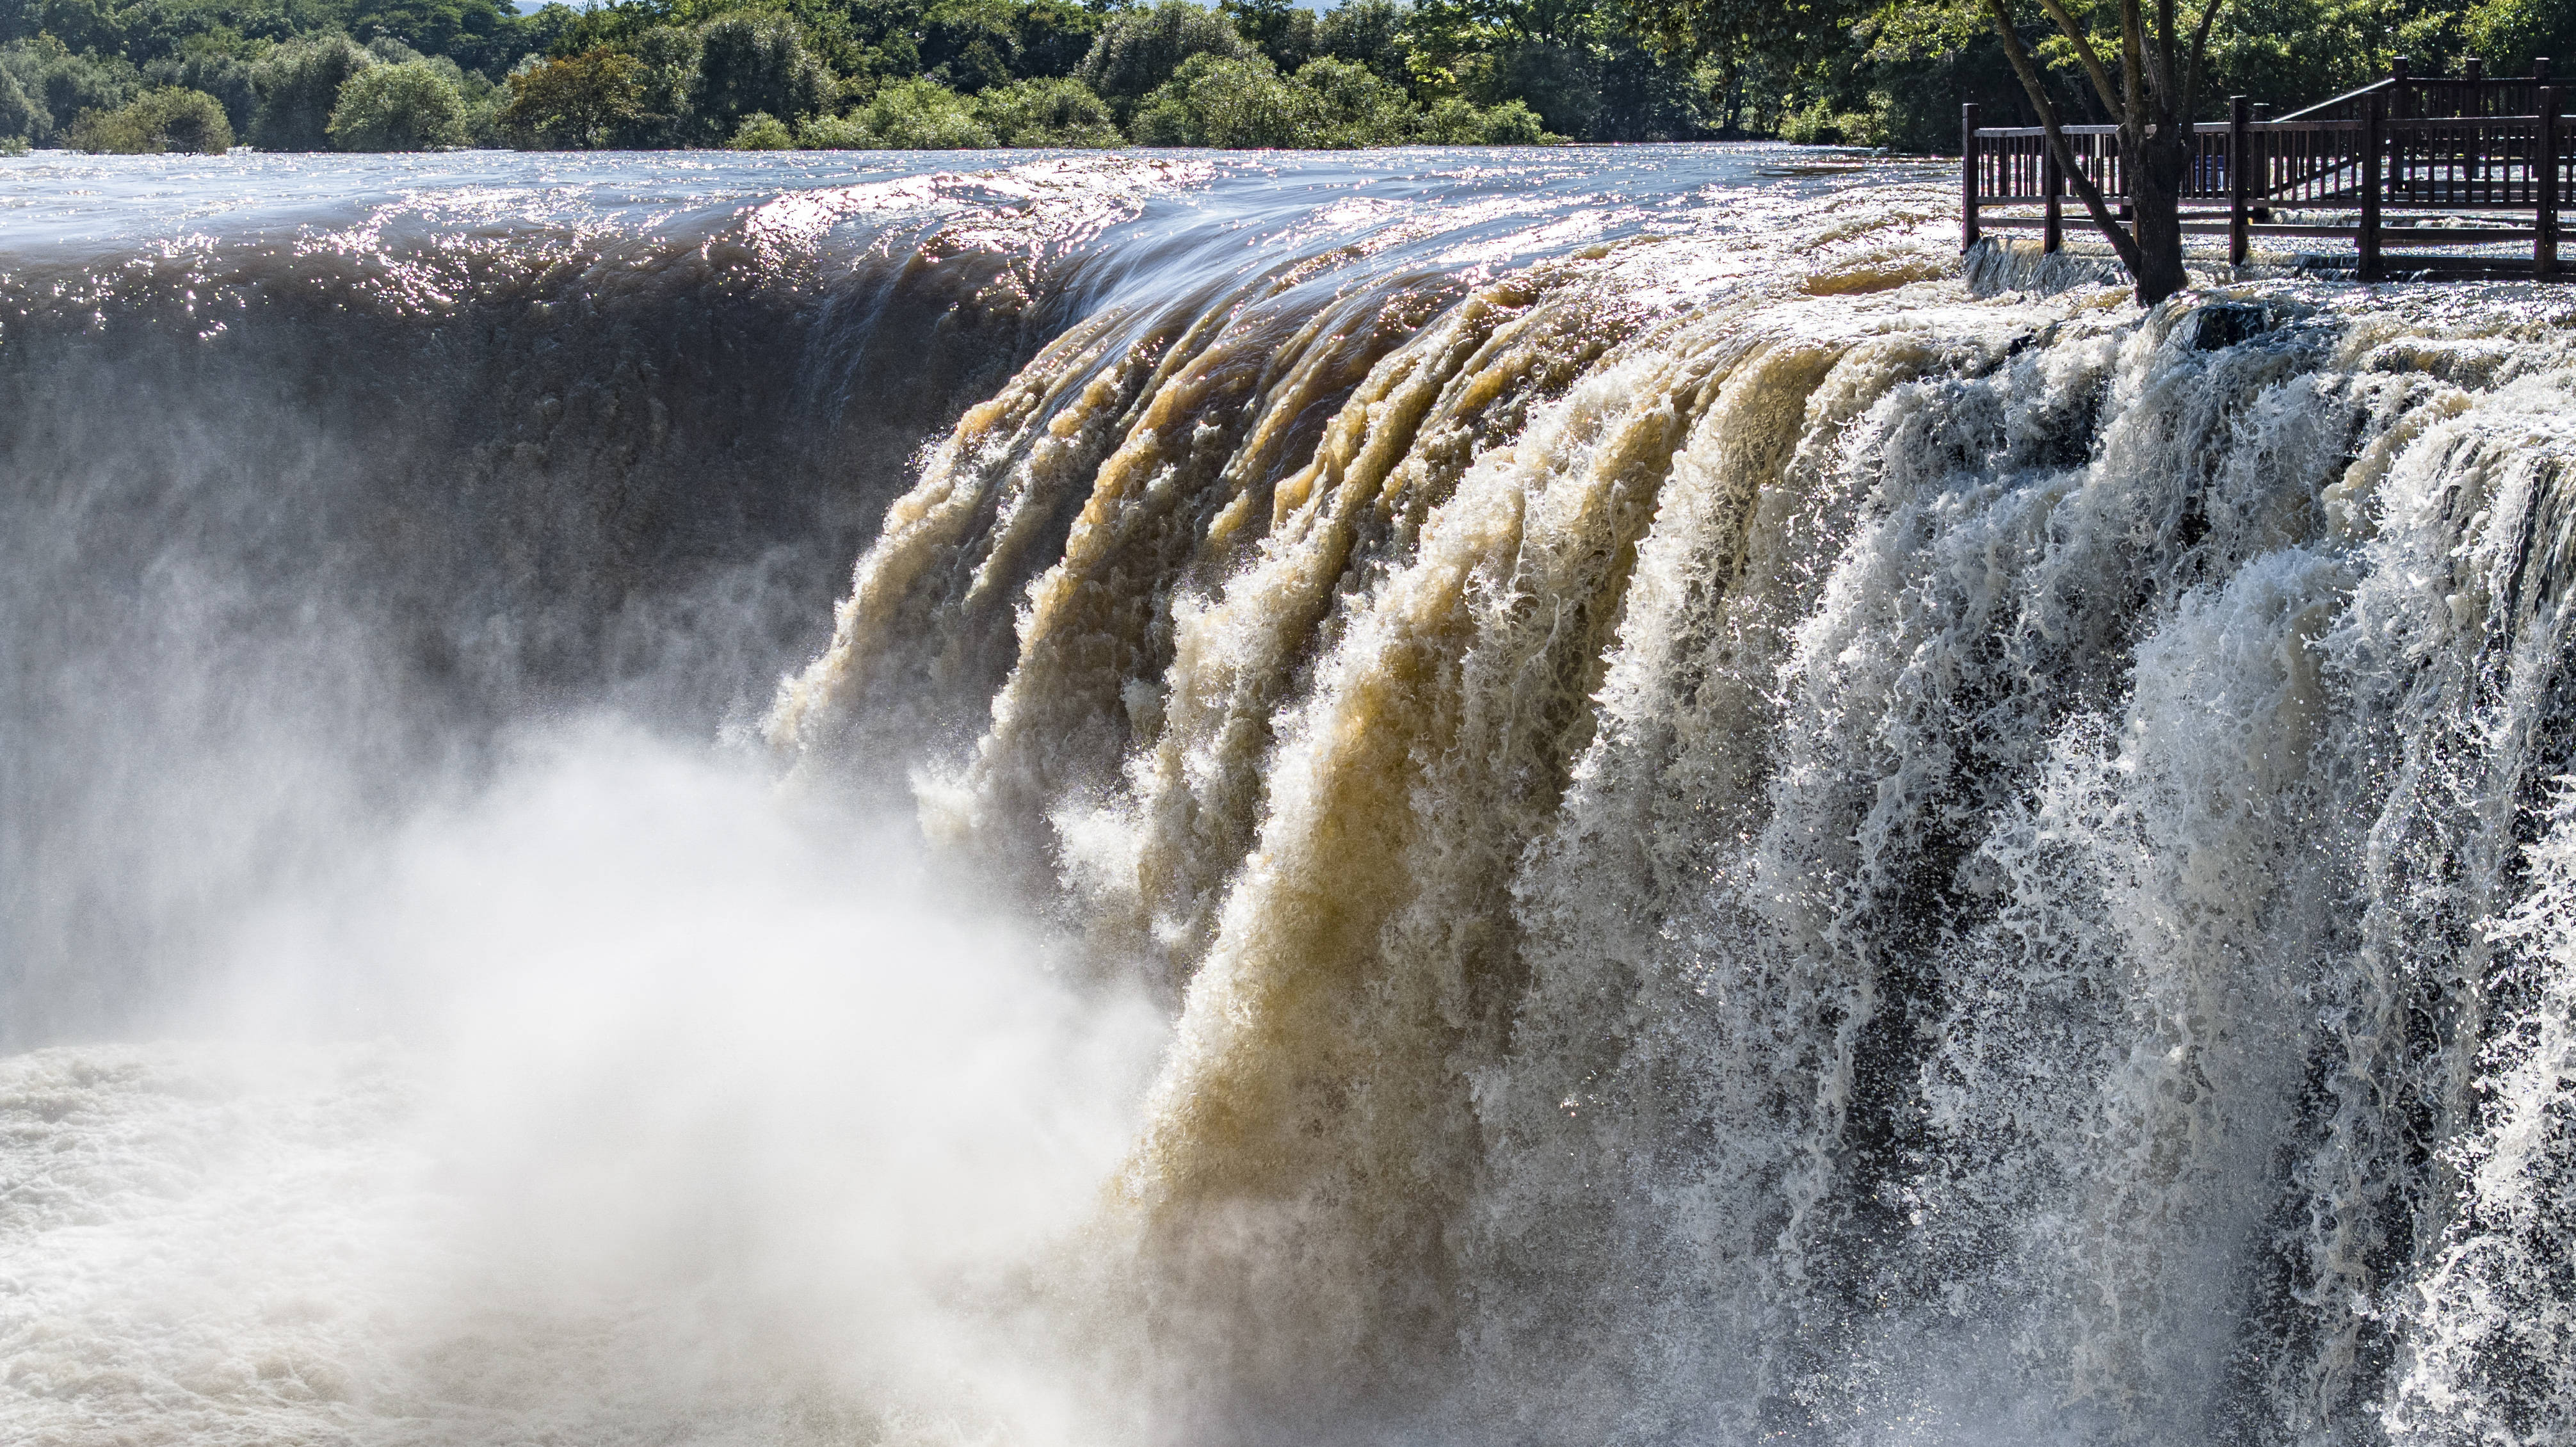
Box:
[773, 200, 2576, 1441]
[17, 149, 2576, 1445]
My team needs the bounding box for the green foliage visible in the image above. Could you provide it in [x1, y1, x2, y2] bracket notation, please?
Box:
[1131, 51, 1314, 144]
[1296, 53, 1412, 142]
[68, 83, 230, 149]
[848, 72, 994, 144]
[1224, 0, 1321, 70]
[620, 22, 698, 142]
[497, 46, 643, 146]
[3, 38, 140, 145]
[1, 0, 2525, 158]
[1316, 0, 1407, 85]
[726, 105, 789, 144]
[2462, 0, 2575, 72]
[690, 12, 829, 134]
[970, 73, 1117, 144]
[914, 0, 1099, 91]
[1077, 0, 1253, 114]
[346, 0, 529, 76]
[326, 54, 465, 146]
[250, 33, 369, 149]
[1418, 91, 1546, 141]
[0, 50, 38, 141]
[145, 49, 255, 135]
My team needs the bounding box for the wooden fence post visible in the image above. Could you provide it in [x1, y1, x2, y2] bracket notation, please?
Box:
[2469, 58, 2488, 202]
[2542, 85, 2561, 280]
[1962, 103, 1981, 251]
[2230, 95, 2252, 266]
[2362, 93, 2385, 280]
[2043, 140, 2063, 252]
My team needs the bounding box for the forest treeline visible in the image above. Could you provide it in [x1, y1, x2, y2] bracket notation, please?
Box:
[2, 0, 2570, 154]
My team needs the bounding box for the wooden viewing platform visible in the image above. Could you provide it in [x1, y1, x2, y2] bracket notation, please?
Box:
[1961, 58, 2566, 282]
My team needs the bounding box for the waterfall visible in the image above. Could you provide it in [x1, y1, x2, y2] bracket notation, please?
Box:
[8, 150, 2576, 1443]
[774, 213, 2576, 1438]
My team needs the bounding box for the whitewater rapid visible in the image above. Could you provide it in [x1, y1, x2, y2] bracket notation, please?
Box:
[7, 145, 2576, 1444]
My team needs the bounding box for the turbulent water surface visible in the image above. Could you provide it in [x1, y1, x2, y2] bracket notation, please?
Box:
[6, 143, 2576, 1446]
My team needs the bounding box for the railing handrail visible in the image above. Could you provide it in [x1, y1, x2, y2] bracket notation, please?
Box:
[1973, 113, 2552, 140]
[2269, 76, 2396, 124]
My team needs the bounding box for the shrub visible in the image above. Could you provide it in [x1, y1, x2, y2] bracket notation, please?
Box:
[1470, 97, 1547, 145]
[328, 60, 469, 150]
[727, 109, 794, 149]
[851, 76, 994, 148]
[795, 111, 869, 148]
[250, 36, 371, 151]
[1778, 95, 1879, 148]
[1417, 95, 1550, 146]
[1295, 55, 1412, 147]
[971, 76, 1118, 147]
[1131, 52, 1316, 148]
[1075, 1, 1252, 115]
[498, 49, 645, 149]
[691, 14, 830, 139]
[68, 86, 232, 152]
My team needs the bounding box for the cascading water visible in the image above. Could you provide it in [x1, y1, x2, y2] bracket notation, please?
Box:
[6, 143, 2576, 1446]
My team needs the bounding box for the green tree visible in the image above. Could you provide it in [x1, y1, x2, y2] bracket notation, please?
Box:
[328, 56, 469, 147]
[1225, 0, 1323, 71]
[11, 38, 140, 143]
[1296, 54, 1414, 142]
[346, 0, 527, 76]
[147, 48, 257, 137]
[849, 74, 995, 145]
[691, 13, 830, 136]
[1077, 0, 1253, 117]
[2463, 0, 2576, 71]
[0, 54, 38, 142]
[68, 84, 232, 150]
[1132, 50, 1319, 144]
[250, 35, 371, 149]
[727, 106, 793, 145]
[1418, 91, 1550, 140]
[497, 47, 645, 147]
[622, 22, 700, 145]
[1316, 0, 1409, 86]
[972, 74, 1120, 143]
[35, 0, 124, 58]
[919, 0, 1022, 90]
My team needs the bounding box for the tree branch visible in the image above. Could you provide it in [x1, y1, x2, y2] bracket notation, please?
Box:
[2120, 0, 2146, 119]
[2033, 0, 2123, 118]
[2155, 0, 2178, 116]
[1983, 0, 2145, 276]
[2182, 0, 2226, 123]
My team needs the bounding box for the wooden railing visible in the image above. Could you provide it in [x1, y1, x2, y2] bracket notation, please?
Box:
[1961, 59, 2567, 282]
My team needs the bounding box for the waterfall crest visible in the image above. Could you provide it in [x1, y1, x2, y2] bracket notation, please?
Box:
[13, 149, 2576, 1442]
[775, 216, 2576, 1437]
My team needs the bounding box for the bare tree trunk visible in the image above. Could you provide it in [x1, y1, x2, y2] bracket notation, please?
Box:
[2128, 125, 2192, 302]
[1980, 0, 2221, 309]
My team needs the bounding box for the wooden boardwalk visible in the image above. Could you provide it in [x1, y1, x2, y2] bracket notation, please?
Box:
[1961, 60, 2566, 282]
